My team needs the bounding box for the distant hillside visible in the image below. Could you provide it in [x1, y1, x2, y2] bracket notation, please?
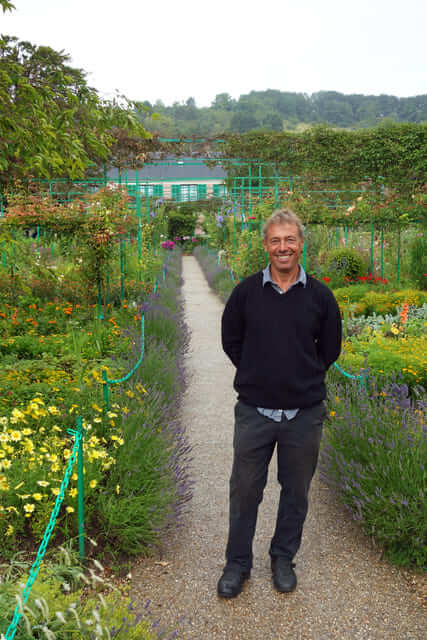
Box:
[137, 90, 427, 137]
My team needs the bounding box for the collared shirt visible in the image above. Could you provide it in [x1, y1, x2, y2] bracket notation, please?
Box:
[257, 264, 307, 423]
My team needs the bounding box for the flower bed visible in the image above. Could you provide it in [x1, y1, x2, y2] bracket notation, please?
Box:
[0, 220, 191, 559]
[321, 379, 426, 568]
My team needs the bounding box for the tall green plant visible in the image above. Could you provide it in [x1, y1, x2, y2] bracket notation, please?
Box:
[409, 234, 427, 290]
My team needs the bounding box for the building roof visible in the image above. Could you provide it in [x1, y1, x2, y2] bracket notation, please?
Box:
[107, 157, 226, 181]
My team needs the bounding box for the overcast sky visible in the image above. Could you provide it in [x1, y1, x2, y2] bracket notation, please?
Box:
[2, 0, 426, 106]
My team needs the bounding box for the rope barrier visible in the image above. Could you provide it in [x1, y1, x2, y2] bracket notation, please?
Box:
[103, 314, 145, 411]
[333, 361, 367, 388]
[4, 418, 84, 640]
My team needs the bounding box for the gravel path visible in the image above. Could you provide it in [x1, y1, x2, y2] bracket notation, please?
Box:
[131, 256, 426, 640]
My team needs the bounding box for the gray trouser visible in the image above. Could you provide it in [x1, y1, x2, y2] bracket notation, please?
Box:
[225, 400, 326, 571]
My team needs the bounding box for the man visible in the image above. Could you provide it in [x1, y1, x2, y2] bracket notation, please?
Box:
[218, 209, 342, 598]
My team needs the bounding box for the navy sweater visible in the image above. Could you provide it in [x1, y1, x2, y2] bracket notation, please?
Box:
[221, 271, 342, 409]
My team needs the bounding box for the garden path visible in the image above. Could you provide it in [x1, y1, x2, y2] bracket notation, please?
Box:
[131, 256, 426, 640]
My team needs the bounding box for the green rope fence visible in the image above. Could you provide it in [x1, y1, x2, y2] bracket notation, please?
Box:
[3, 418, 84, 640]
[103, 313, 145, 411]
[333, 362, 367, 389]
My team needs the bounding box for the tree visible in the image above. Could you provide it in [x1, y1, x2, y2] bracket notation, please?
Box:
[230, 111, 260, 133]
[0, 36, 150, 187]
[262, 112, 283, 131]
[211, 93, 235, 111]
[1, 1, 15, 13]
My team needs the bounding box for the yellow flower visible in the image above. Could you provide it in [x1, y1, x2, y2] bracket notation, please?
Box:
[10, 408, 26, 424]
[24, 503, 35, 516]
[32, 493, 43, 501]
[37, 480, 49, 487]
[0, 432, 9, 443]
[125, 390, 135, 398]
[89, 480, 97, 489]
[0, 475, 10, 491]
[48, 406, 60, 415]
[10, 430, 22, 442]
[391, 326, 399, 335]
[94, 417, 102, 424]
[69, 488, 78, 498]
[92, 403, 103, 413]
[1, 459, 11, 469]
[51, 487, 60, 496]
[66, 506, 74, 513]
[6, 525, 14, 536]
[115, 484, 120, 495]
[22, 428, 32, 436]
[72, 472, 78, 481]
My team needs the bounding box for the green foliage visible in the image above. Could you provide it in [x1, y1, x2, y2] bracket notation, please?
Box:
[0, 36, 150, 187]
[322, 379, 427, 568]
[0, 1, 15, 12]
[219, 123, 427, 190]
[139, 90, 427, 137]
[326, 248, 366, 285]
[167, 206, 197, 242]
[409, 234, 427, 290]
[0, 559, 156, 639]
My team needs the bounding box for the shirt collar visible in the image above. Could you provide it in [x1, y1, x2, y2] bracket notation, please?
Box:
[262, 264, 307, 288]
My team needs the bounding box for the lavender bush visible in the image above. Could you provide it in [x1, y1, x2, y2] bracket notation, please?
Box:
[95, 254, 193, 557]
[321, 377, 426, 568]
[193, 246, 234, 302]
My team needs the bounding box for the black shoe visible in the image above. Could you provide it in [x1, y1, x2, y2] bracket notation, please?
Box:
[217, 567, 250, 598]
[271, 558, 297, 593]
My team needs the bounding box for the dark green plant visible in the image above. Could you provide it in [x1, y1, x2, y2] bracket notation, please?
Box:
[409, 234, 427, 290]
[326, 247, 366, 284]
[167, 206, 197, 241]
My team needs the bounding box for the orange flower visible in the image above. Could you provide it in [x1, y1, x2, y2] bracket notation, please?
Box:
[400, 302, 409, 327]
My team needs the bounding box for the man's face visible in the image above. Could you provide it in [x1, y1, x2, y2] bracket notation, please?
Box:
[263, 222, 304, 276]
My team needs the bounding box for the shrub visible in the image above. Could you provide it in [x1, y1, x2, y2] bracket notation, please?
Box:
[326, 248, 366, 286]
[409, 234, 427, 290]
[0, 559, 158, 639]
[193, 247, 235, 302]
[167, 206, 197, 243]
[321, 378, 426, 568]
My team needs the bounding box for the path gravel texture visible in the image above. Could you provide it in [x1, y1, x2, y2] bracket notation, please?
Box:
[132, 256, 426, 640]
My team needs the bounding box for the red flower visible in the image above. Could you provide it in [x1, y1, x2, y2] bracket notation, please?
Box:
[322, 276, 331, 283]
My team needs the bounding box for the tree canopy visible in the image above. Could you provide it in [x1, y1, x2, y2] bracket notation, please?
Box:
[138, 90, 427, 137]
[0, 36, 151, 187]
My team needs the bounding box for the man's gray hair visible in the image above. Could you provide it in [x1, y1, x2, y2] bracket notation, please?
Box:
[262, 208, 305, 242]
